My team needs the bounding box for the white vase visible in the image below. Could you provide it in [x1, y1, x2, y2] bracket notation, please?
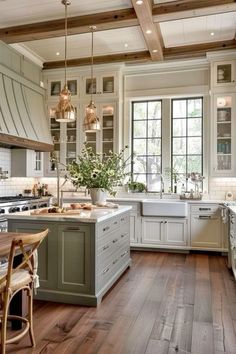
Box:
[89, 188, 107, 204]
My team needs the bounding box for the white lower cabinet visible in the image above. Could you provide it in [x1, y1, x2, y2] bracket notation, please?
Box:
[190, 204, 222, 249]
[142, 217, 187, 247]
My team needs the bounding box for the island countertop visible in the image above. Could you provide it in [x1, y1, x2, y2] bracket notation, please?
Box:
[6, 205, 132, 223]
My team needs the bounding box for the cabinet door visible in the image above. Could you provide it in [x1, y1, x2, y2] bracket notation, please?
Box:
[212, 94, 236, 176]
[142, 217, 163, 244]
[165, 219, 187, 246]
[57, 224, 93, 293]
[7, 222, 57, 289]
[190, 215, 221, 248]
[82, 73, 116, 98]
[213, 61, 236, 87]
[130, 213, 141, 244]
[80, 101, 117, 155]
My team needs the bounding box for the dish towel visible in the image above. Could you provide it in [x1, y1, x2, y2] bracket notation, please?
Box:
[32, 250, 39, 293]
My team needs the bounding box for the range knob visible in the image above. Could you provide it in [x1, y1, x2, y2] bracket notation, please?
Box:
[9, 207, 20, 213]
[0, 209, 5, 214]
[22, 206, 29, 211]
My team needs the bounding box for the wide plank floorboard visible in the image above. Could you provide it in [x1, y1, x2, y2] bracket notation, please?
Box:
[6, 251, 236, 354]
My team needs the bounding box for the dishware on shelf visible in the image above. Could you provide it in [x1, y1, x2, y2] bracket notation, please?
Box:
[106, 121, 113, 127]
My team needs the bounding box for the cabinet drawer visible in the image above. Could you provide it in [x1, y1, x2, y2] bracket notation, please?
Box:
[98, 216, 120, 237]
[97, 245, 130, 290]
[191, 204, 220, 214]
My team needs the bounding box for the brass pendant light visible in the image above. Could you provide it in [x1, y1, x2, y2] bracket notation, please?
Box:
[55, 0, 75, 123]
[83, 26, 101, 132]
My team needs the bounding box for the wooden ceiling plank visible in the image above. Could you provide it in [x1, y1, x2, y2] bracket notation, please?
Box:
[131, 0, 163, 61]
[153, 0, 236, 22]
[164, 39, 236, 60]
[0, 8, 138, 44]
[43, 51, 151, 69]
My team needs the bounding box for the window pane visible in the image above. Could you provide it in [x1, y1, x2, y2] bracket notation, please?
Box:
[147, 138, 161, 155]
[187, 156, 202, 174]
[147, 156, 161, 173]
[133, 102, 147, 120]
[148, 101, 161, 119]
[173, 156, 186, 173]
[173, 100, 186, 118]
[188, 118, 202, 136]
[133, 174, 146, 184]
[188, 137, 202, 154]
[173, 119, 186, 136]
[188, 99, 202, 117]
[173, 138, 186, 155]
[147, 174, 162, 192]
[133, 139, 146, 155]
[133, 156, 146, 173]
[148, 120, 161, 138]
[133, 121, 146, 138]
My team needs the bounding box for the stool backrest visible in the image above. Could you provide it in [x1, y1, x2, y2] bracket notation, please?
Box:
[0, 229, 49, 289]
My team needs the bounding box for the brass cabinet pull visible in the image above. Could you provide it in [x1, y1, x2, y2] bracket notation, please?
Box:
[199, 208, 211, 211]
[121, 232, 128, 238]
[121, 218, 125, 222]
[113, 259, 118, 265]
[103, 226, 110, 232]
[113, 238, 118, 243]
[103, 245, 109, 251]
[113, 221, 118, 225]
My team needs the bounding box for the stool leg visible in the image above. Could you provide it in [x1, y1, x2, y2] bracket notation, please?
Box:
[1, 292, 10, 354]
[28, 285, 35, 347]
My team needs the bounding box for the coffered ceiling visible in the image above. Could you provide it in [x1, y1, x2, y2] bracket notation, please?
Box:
[0, 0, 235, 69]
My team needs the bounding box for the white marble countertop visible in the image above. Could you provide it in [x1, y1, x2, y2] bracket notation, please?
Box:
[58, 195, 224, 204]
[6, 205, 132, 223]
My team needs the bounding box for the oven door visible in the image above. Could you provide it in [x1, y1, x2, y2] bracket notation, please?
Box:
[0, 218, 8, 232]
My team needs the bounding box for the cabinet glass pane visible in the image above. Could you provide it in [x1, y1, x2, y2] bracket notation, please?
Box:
[103, 76, 114, 93]
[67, 80, 77, 95]
[86, 78, 96, 94]
[49, 108, 61, 171]
[50, 81, 61, 96]
[217, 64, 232, 84]
[216, 96, 232, 171]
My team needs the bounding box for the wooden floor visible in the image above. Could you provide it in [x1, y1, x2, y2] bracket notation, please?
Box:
[7, 251, 236, 354]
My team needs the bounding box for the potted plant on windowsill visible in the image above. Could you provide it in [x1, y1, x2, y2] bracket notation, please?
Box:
[66, 144, 130, 204]
[127, 181, 147, 193]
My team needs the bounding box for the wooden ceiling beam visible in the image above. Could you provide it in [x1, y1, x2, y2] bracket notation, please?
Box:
[164, 39, 236, 60]
[43, 39, 236, 69]
[153, 0, 236, 22]
[43, 51, 152, 69]
[0, 8, 138, 44]
[131, 0, 163, 61]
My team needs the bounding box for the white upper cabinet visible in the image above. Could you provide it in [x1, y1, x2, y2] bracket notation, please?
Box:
[48, 78, 79, 99]
[81, 72, 119, 98]
[44, 103, 79, 176]
[11, 149, 44, 177]
[79, 101, 118, 155]
[211, 93, 236, 176]
[212, 60, 236, 91]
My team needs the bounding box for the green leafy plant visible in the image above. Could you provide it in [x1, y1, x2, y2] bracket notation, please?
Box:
[128, 181, 147, 193]
[66, 144, 130, 196]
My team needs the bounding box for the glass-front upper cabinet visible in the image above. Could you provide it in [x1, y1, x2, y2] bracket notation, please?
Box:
[212, 94, 235, 176]
[82, 72, 117, 98]
[81, 102, 117, 155]
[45, 105, 79, 176]
[213, 61, 236, 88]
[48, 79, 79, 98]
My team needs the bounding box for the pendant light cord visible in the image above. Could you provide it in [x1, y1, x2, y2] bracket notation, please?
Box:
[64, 1, 68, 87]
[91, 29, 94, 102]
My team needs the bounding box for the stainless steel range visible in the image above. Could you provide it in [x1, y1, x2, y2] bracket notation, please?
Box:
[0, 196, 51, 232]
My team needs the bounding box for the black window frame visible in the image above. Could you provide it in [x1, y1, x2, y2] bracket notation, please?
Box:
[171, 97, 203, 191]
[131, 99, 162, 192]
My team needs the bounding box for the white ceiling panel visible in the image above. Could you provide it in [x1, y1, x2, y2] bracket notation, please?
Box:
[19, 26, 147, 62]
[160, 12, 236, 47]
[0, 0, 131, 28]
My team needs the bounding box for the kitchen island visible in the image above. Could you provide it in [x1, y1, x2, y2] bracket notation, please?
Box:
[7, 206, 131, 306]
